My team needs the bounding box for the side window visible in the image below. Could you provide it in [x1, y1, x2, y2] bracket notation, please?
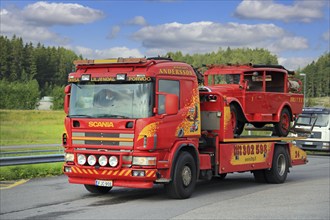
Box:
[266, 71, 284, 92]
[158, 79, 179, 114]
[244, 71, 263, 91]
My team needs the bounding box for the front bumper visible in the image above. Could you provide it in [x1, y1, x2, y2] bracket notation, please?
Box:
[64, 165, 158, 189]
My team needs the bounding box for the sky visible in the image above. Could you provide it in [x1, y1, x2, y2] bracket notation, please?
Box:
[0, 0, 329, 70]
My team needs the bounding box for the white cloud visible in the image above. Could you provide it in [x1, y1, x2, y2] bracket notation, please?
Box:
[132, 21, 307, 54]
[22, 1, 104, 26]
[235, 0, 325, 22]
[0, 2, 103, 44]
[0, 8, 64, 43]
[71, 46, 143, 59]
[269, 36, 308, 53]
[126, 16, 148, 26]
[278, 56, 315, 70]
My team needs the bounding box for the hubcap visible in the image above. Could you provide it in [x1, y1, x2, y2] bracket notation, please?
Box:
[277, 154, 286, 176]
[182, 165, 192, 186]
[281, 114, 289, 131]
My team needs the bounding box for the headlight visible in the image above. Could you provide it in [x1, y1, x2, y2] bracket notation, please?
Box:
[132, 157, 156, 166]
[77, 154, 86, 165]
[98, 155, 108, 166]
[109, 156, 118, 167]
[64, 153, 74, 162]
[87, 155, 97, 166]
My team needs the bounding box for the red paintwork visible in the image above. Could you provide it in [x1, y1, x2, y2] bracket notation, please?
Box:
[63, 58, 307, 191]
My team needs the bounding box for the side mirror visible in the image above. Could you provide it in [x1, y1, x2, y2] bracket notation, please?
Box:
[165, 94, 179, 115]
[64, 85, 71, 115]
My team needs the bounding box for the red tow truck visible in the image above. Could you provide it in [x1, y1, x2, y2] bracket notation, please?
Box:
[63, 57, 307, 199]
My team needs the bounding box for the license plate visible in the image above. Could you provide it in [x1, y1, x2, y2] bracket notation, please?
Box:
[95, 180, 113, 187]
[304, 142, 313, 145]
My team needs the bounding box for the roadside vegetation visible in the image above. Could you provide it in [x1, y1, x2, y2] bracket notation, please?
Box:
[0, 110, 65, 146]
[0, 162, 63, 181]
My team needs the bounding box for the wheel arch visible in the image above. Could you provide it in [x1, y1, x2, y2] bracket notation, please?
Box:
[168, 142, 200, 181]
[276, 103, 293, 122]
[228, 99, 246, 122]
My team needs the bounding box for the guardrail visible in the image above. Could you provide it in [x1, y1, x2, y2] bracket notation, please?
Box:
[0, 144, 64, 166]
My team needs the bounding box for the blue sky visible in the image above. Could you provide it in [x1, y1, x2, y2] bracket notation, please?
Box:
[1, 0, 329, 70]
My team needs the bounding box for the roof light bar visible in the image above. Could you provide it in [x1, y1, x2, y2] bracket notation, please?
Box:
[73, 58, 147, 66]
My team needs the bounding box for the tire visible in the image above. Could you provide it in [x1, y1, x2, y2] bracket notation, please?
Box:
[84, 184, 112, 194]
[165, 152, 197, 199]
[252, 170, 267, 183]
[265, 146, 289, 184]
[252, 123, 266, 129]
[274, 108, 291, 137]
[230, 104, 245, 136]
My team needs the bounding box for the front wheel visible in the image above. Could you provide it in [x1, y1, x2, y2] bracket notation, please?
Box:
[265, 146, 289, 183]
[230, 104, 245, 136]
[165, 152, 197, 199]
[84, 184, 112, 194]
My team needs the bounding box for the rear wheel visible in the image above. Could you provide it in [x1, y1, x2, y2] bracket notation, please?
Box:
[265, 146, 289, 183]
[230, 104, 245, 136]
[274, 108, 291, 137]
[84, 184, 112, 194]
[165, 152, 197, 199]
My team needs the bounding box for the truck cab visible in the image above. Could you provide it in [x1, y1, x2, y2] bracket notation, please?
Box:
[63, 57, 202, 196]
[293, 107, 330, 152]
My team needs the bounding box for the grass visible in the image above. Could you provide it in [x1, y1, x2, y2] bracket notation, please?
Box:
[308, 96, 330, 108]
[0, 110, 66, 146]
[0, 110, 65, 180]
[0, 162, 64, 181]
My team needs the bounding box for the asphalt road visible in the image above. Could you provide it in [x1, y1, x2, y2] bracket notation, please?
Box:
[1, 155, 329, 220]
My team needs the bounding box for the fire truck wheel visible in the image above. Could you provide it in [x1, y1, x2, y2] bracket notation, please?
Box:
[274, 108, 291, 137]
[265, 146, 289, 184]
[84, 184, 112, 194]
[230, 104, 245, 136]
[252, 170, 267, 183]
[165, 151, 197, 199]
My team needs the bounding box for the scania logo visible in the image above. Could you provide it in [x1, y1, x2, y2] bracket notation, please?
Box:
[88, 121, 114, 128]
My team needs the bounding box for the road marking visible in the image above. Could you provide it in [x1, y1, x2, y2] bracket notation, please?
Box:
[0, 179, 29, 190]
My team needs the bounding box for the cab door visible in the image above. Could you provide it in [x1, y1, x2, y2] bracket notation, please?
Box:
[155, 78, 200, 149]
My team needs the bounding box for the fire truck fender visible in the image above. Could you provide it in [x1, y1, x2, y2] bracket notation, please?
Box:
[168, 141, 200, 180]
[275, 103, 292, 121]
[226, 98, 246, 121]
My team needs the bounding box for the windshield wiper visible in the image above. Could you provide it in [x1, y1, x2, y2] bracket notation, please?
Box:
[69, 114, 93, 118]
[93, 114, 129, 119]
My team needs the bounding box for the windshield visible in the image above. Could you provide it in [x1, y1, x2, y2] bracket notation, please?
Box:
[69, 82, 154, 119]
[208, 73, 240, 85]
[297, 113, 329, 127]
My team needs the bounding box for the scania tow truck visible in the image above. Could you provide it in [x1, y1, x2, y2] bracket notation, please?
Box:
[63, 57, 307, 199]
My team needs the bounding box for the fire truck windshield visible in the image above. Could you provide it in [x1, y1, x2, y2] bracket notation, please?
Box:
[69, 82, 154, 119]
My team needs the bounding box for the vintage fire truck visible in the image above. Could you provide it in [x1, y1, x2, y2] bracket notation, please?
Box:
[63, 57, 307, 199]
[203, 64, 304, 137]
